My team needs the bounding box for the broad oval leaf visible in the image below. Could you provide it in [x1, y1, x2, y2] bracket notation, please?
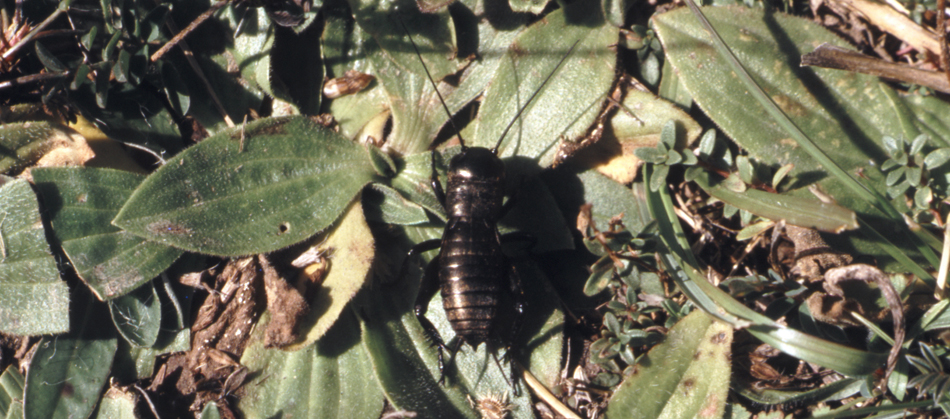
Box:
[239, 310, 383, 419]
[0, 178, 70, 336]
[474, 2, 618, 168]
[348, 0, 458, 84]
[33, 167, 183, 300]
[605, 310, 731, 419]
[113, 116, 377, 256]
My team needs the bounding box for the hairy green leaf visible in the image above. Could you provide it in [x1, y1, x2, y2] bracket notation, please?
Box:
[0, 178, 69, 336]
[33, 167, 182, 300]
[606, 310, 731, 419]
[114, 116, 377, 256]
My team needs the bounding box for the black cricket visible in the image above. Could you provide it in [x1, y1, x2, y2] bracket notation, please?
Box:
[397, 18, 577, 385]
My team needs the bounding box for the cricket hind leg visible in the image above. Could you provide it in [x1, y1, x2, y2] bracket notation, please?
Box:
[502, 261, 527, 395]
[413, 255, 457, 385]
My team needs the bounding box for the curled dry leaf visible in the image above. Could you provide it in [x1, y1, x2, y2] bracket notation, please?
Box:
[785, 225, 853, 281]
[260, 255, 309, 348]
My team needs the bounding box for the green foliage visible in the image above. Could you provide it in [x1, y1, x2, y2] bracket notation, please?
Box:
[635, 120, 698, 191]
[4, 0, 950, 417]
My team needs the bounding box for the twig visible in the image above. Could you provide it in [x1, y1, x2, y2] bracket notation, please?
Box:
[802, 43, 950, 94]
[518, 360, 582, 419]
[150, 1, 228, 63]
[1, 5, 65, 61]
[939, 0, 950, 87]
[0, 70, 68, 90]
[153, 0, 234, 127]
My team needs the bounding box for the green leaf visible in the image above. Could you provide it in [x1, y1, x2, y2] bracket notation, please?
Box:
[356, 269, 478, 418]
[660, 120, 677, 149]
[75, 79, 183, 151]
[667, 149, 684, 165]
[108, 282, 161, 348]
[110, 263, 197, 381]
[365, 144, 396, 178]
[81, 25, 98, 50]
[70, 64, 90, 90]
[772, 163, 794, 189]
[389, 152, 446, 220]
[199, 402, 221, 419]
[23, 292, 117, 419]
[141, 5, 170, 43]
[113, 116, 377, 256]
[736, 220, 774, 241]
[112, 49, 131, 83]
[159, 61, 190, 116]
[584, 257, 615, 296]
[650, 164, 670, 192]
[34, 42, 65, 73]
[497, 171, 575, 253]
[349, 0, 458, 84]
[239, 310, 383, 418]
[736, 155, 754, 184]
[910, 134, 929, 156]
[0, 178, 69, 336]
[364, 184, 429, 225]
[736, 377, 861, 406]
[32, 167, 183, 300]
[924, 148, 950, 169]
[0, 366, 24, 419]
[605, 310, 731, 419]
[635, 147, 667, 164]
[690, 168, 858, 233]
[94, 387, 137, 419]
[606, 89, 702, 181]
[226, 6, 281, 109]
[474, 2, 617, 167]
[914, 186, 933, 209]
[101, 30, 121, 62]
[653, 6, 950, 270]
[883, 136, 901, 156]
[94, 64, 110, 108]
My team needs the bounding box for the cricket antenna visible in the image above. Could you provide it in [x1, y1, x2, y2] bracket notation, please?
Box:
[491, 39, 580, 155]
[394, 15, 468, 151]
